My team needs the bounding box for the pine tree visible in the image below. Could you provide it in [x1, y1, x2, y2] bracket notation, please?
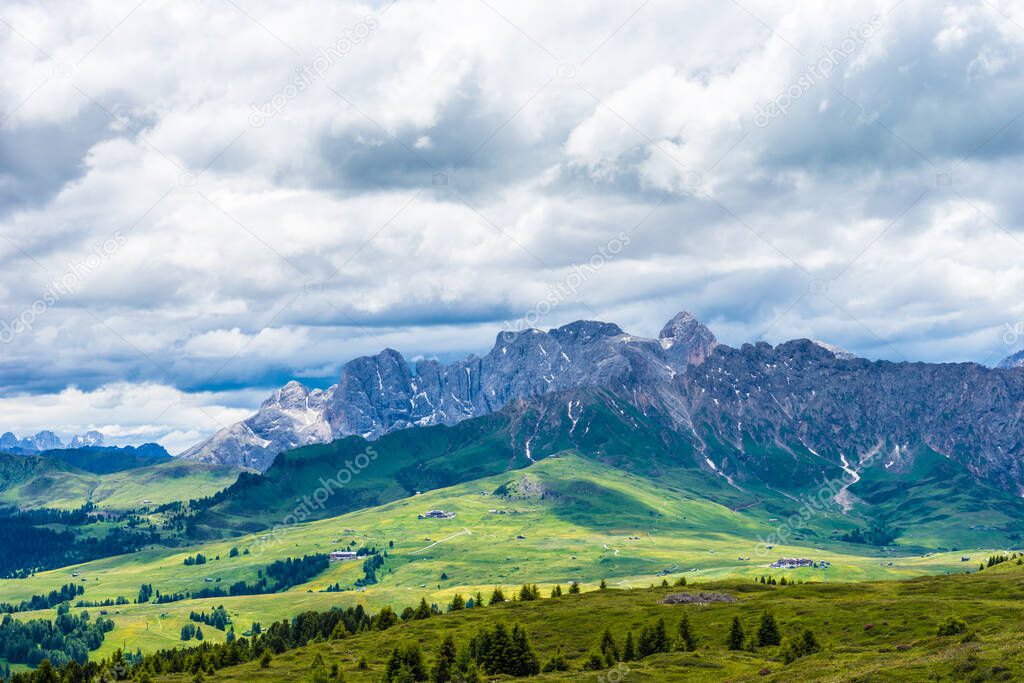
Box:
[678, 613, 697, 651]
[799, 628, 821, 655]
[517, 584, 540, 601]
[653, 618, 670, 652]
[413, 598, 432, 620]
[569, 581, 581, 594]
[376, 605, 399, 629]
[474, 591, 485, 607]
[622, 631, 636, 661]
[550, 584, 563, 597]
[489, 587, 506, 605]
[756, 611, 781, 646]
[431, 635, 456, 683]
[599, 579, 608, 590]
[727, 616, 745, 650]
[510, 624, 541, 676]
[260, 651, 272, 669]
[599, 627, 619, 664]
[448, 593, 465, 611]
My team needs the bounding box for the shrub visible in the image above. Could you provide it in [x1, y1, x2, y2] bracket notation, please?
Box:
[937, 616, 968, 637]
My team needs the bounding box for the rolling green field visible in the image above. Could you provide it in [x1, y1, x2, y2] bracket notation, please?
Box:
[148, 559, 1024, 682]
[0, 455, 241, 510]
[0, 453, 1001, 666]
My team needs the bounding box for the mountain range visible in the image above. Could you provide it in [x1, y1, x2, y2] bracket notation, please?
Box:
[0, 429, 105, 454]
[179, 311, 717, 470]
[178, 310, 1024, 506]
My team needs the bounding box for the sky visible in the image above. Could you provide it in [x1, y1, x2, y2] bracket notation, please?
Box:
[3, 0, 1024, 451]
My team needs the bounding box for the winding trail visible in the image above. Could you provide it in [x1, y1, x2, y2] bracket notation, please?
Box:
[410, 528, 473, 554]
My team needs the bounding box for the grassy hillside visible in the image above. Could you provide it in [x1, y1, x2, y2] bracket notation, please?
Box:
[146, 558, 1024, 681]
[0, 452, 241, 510]
[189, 389, 754, 538]
[0, 454, 997, 665]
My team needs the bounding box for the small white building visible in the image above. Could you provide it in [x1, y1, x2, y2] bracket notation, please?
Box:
[329, 550, 359, 562]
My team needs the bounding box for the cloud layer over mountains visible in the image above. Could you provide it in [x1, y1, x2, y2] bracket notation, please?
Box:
[3, 0, 1024, 446]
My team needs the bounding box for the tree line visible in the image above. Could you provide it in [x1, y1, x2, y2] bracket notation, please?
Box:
[0, 583, 83, 613]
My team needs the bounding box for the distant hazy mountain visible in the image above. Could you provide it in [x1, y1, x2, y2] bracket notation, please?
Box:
[0, 429, 105, 454]
[179, 310, 718, 470]
[38, 443, 172, 474]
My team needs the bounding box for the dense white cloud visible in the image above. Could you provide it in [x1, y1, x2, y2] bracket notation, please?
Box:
[0, 383, 261, 453]
[3, 0, 1024, 447]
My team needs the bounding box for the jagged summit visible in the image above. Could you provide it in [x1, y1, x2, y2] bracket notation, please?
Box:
[998, 350, 1024, 369]
[810, 339, 858, 360]
[659, 310, 718, 364]
[179, 310, 716, 470]
[0, 429, 105, 453]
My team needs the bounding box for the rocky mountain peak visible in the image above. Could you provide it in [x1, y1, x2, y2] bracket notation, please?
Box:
[810, 339, 858, 360]
[549, 320, 625, 343]
[658, 310, 717, 365]
[998, 350, 1024, 369]
[69, 430, 105, 448]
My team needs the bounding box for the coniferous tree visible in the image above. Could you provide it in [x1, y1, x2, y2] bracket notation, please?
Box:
[678, 613, 697, 651]
[727, 617, 745, 650]
[622, 631, 636, 661]
[448, 594, 465, 611]
[509, 624, 541, 676]
[756, 612, 781, 646]
[413, 598, 432, 620]
[599, 627, 619, 664]
[517, 584, 540, 601]
[375, 606, 399, 629]
[568, 581, 581, 594]
[488, 587, 506, 605]
[384, 644, 427, 682]
[431, 635, 456, 683]
[550, 585, 562, 597]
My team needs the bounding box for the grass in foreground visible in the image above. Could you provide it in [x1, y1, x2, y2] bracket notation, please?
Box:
[147, 558, 1024, 682]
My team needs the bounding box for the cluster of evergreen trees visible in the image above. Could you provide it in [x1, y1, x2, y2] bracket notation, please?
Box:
[0, 583, 84, 613]
[0, 611, 113, 668]
[183, 553, 207, 566]
[381, 623, 539, 683]
[189, 605, 231, 631]
[355, 551, 385, 587]
[137, 584, 154, 603]
[179, 623, 205, 641]
[150, 554, 331, 605]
